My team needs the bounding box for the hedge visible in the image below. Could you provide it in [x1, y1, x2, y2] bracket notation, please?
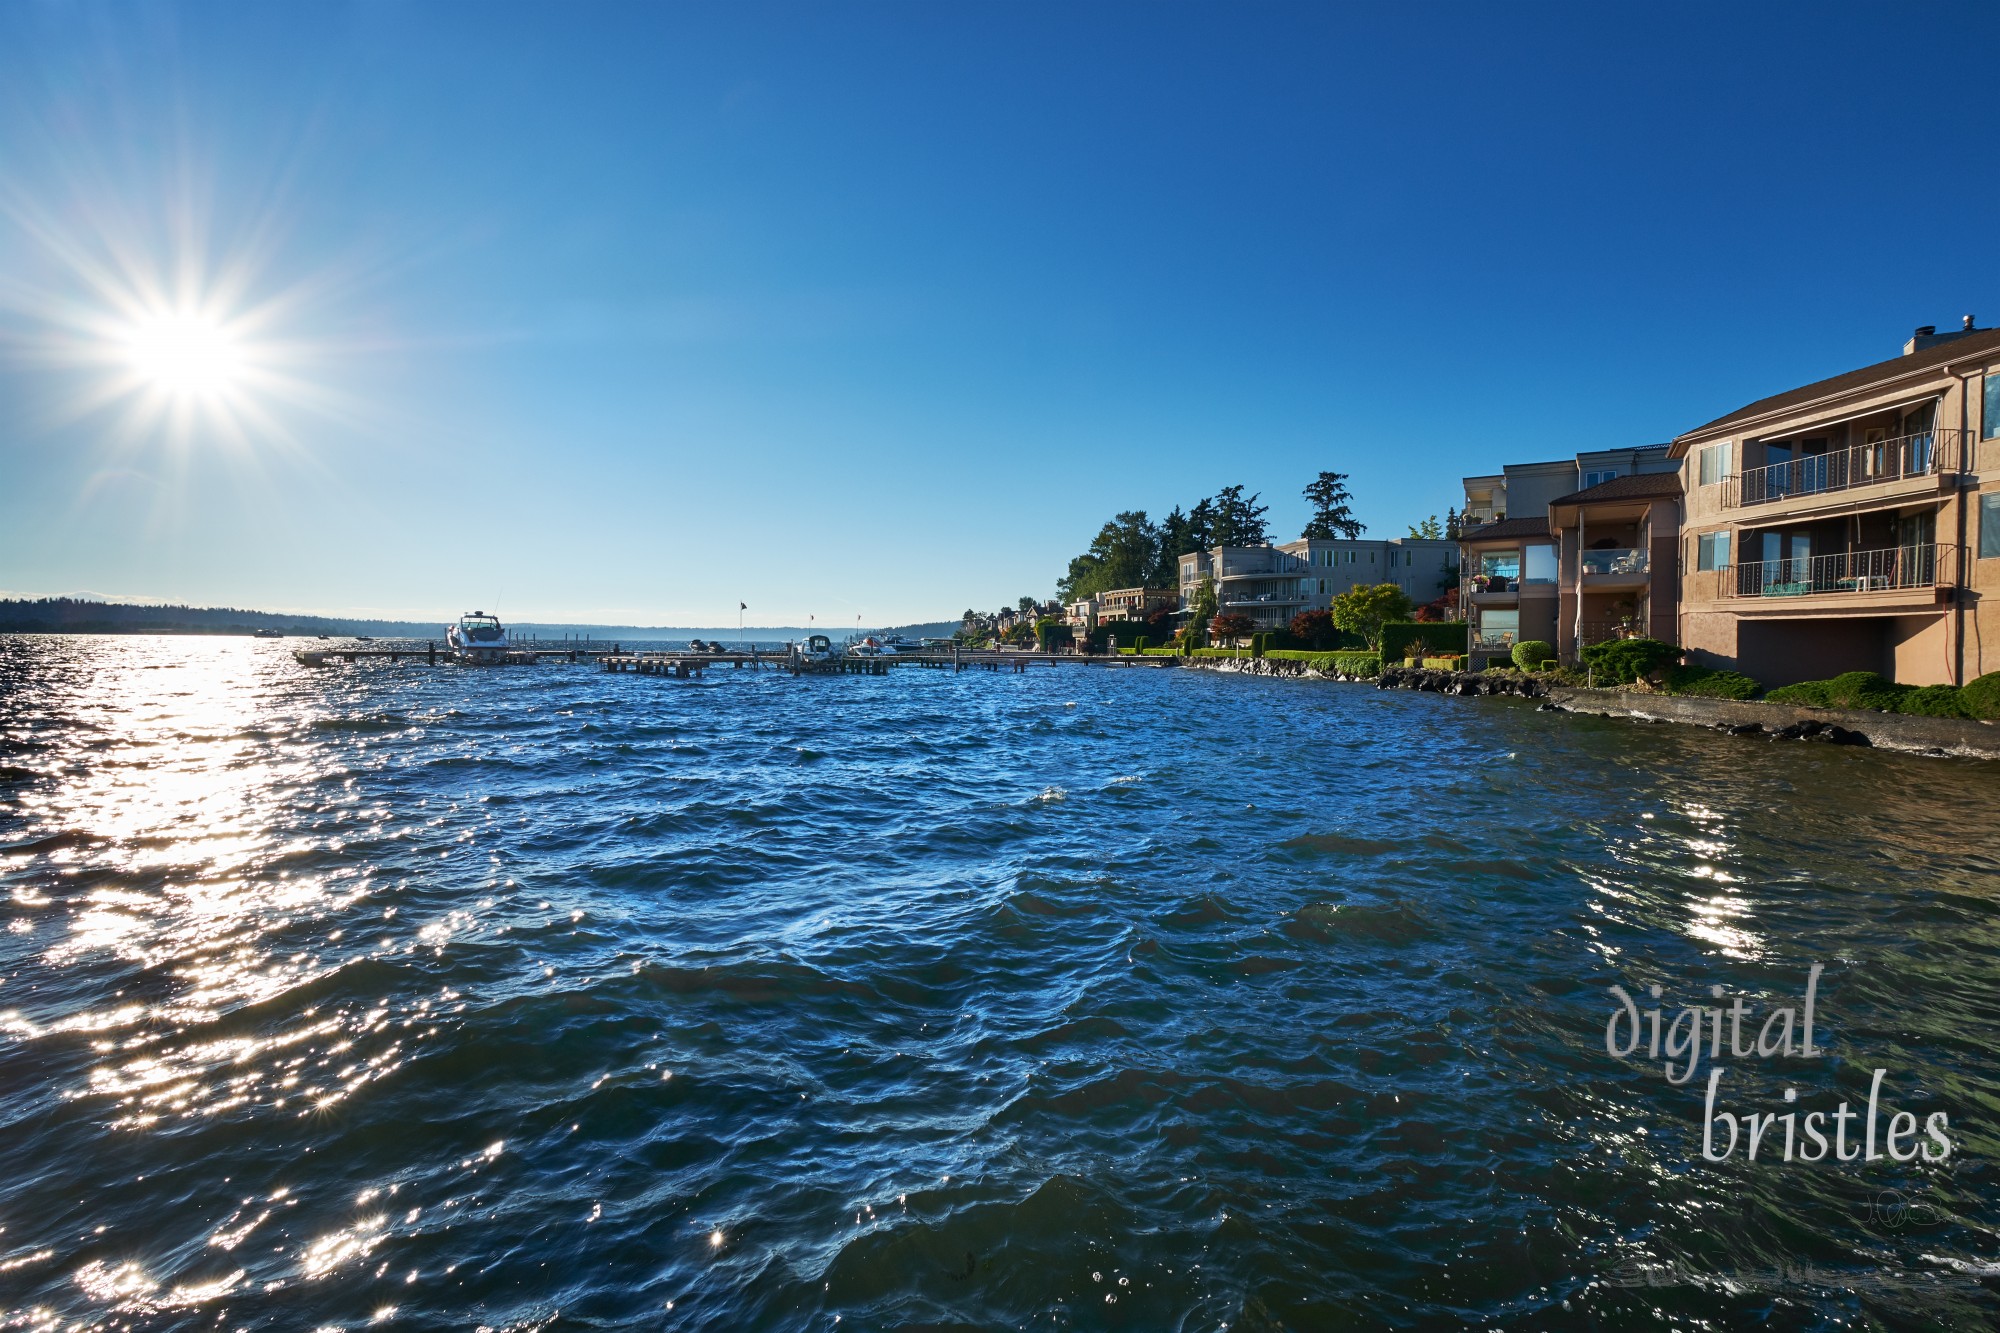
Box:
[1897, 684, 1972, 718]
[1964, 672, 2000, 718]
[1420, 655, 1467, 671]
[1765, 671, 1910, 711]
[1660, 664, 1761, 700]
[1380, 621, 1466, 665]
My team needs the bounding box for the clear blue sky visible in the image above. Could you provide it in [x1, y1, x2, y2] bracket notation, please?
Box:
[3, 2, 1998, 626]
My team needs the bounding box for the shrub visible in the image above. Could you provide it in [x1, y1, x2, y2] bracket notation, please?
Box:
[1512, 640, 1555, 670]
[1897, 685, 1972, 718]
[1661, 665, 1761, 700]
[1209, 613, 1255, 641]
[1331, 651, 1381, 678]
[1766, 671, 1912, 711]
[1250, 633, 1268, 659]
[1579, 637, 1681, 685]
[1288, 608, 1340, 651]
[1963, 671, 2000, 719]
[1421, 655, 1466, 671]
[1764, 679, 1832, 707]
[1380, 621, 1466, 665]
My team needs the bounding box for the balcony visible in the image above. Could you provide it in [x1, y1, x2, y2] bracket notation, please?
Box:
[1580, 548, 1647, 576]
[1723, 543, 1957, 601]
[1727, 430, 1961, 510]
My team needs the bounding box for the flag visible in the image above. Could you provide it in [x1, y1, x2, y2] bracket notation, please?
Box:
[739, 602, 747, 611]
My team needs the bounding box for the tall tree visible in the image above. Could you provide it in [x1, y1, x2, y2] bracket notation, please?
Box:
[1406, 515, 1444, 540]
[1056, 510, 1162, 602]
[1330, 582, 1414, 648]
[1303, 472, 1365, 540]
[1017, 596, 1039, 613]
[1208, 485, 1270, 547]
[1151, 505, 1197, 586]
[1444, 506, 1463, 540]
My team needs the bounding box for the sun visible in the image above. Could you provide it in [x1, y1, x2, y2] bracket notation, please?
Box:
[125, 311, 244, 397]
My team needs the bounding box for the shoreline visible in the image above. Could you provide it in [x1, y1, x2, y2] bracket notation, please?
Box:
[1182, 657, 2000, 761]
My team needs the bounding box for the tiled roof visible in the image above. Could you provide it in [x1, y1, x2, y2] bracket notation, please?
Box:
[1547, 472, 1682, 506]
[1677, 327, 2000, 443]
[1459, 516, 1551, 541]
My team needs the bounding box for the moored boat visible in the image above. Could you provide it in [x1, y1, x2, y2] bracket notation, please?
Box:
[447, 611, 510, 665]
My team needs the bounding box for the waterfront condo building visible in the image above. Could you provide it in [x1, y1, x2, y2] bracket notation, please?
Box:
[1179, 538, 1457, 631]
[1673, 319, 2000, 686]
[1459, 446, 1678, 665]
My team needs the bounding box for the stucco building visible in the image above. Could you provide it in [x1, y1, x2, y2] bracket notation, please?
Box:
[1672, 319, 2000, 686]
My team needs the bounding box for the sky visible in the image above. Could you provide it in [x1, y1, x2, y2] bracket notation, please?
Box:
[4, 3, 2000, 627]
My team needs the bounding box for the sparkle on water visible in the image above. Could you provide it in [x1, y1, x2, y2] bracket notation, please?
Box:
[2, 634, 1999, 1328]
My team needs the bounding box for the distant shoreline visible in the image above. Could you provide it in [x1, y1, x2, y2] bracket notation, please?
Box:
[0, 598, 956, 643]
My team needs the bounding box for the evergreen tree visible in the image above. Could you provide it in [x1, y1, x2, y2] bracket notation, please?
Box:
[1445, 506, 1463, 539]
[1208, 485, 1270, 547]
[1302, 471, 1365, 540]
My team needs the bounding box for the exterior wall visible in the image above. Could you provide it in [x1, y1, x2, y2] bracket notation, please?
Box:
[1672, 351, 2000, 686]
[1183, 539, 1458, 632]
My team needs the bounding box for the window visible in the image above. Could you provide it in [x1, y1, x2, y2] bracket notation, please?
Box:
[1522, 544, 1557, 584]
[1698, 443, 1733, 486]
[1582, 469, 1619, 488]
[1404, 550, 1413, 567]
[1982, 493, 2000, 558]
[1986, 377, 2000, 441]
[1696, 531, 1730, 571]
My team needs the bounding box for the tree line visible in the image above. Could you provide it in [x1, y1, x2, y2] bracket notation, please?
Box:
[1057, 473, 1368, 604]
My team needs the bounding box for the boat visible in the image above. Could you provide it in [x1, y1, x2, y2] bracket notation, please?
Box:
[253, 628, 282, 639]
[791, 633, 836, 663]
[847, 636, 899, 657]
[293, 649, 335, 667]
[446, 611, 511, 664]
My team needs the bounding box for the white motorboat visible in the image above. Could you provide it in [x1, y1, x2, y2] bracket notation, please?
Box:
[447, 611, 510, 664]
[791, 633, 836, 663]
[847, 636, 898, 657]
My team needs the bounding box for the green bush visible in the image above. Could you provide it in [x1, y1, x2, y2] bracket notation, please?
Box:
[1897, 685, 1972, 718]
[1661, 665, 1761, 700]
[1380, 621, 1466, 665]
[1766, 671, 1912, 711]
[1579, 637, 1682, 685]
[1331, 651, 1381, 677]
[1963, 671, 2000, 719]
[1511, 640, 1555, 670]
[1250, 633, 1267, 659]
[1421, 655, 1466, 671]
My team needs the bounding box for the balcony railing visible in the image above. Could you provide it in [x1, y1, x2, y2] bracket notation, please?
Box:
[1728, 430, 1961, 508]
[1580, 548, 1648, 576]
[1724, 543, 1956, 598]
[1579, 619, 1642, 645]
[1471, 631, 1515, 650]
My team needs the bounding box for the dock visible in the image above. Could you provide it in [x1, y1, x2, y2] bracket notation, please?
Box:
[294, 643, 1181, 675]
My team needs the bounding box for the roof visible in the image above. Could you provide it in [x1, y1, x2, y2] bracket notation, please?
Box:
[1547, 472, 1683, 506]
[1677, 327, 2000, 445]
[1459, 516, 1551, 542]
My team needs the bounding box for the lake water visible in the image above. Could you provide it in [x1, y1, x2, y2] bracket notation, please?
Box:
[3, 635, 1999, 1330]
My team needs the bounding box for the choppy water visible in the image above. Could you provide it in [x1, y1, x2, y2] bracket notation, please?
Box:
[4, 635, 2000, 1331]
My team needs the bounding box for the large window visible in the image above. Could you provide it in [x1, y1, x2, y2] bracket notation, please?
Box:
[1480, 551, 1522, 580]
[1698, 442, 1733, 486]
[1582, 469, 1619, 488]
[1982, 493, 2000, 558]
[1985, 376, 2000, 441]
[1522, 544, 1558, 584]
[1696, 531, 1731, 571]
[1475, 610, 1519, 648]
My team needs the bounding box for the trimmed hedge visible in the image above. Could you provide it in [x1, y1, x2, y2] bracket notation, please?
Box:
[1512, 640, 1555, 670]
[1765, 671, 1910, 711]
[1421, 655, 1467, 670]
[1964, 671, 2000, 718]
[1897, 684, 1972, 718]
[1380, 621, 1466, 665]
[1660, 664, 1761, 700]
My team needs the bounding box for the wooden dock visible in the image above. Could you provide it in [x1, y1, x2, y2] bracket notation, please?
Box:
[295, 644, 1182, 675]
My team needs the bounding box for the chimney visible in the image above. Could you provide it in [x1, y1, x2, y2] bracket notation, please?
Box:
[1905, 319, 1978, 355]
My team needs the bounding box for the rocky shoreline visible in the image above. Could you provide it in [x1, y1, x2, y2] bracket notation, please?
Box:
[1182, 657, 2000, 760]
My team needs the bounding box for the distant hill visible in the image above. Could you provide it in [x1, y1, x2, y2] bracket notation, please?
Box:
[0, 598, 958, 642]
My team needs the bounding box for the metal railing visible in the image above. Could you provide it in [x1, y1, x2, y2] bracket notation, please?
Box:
[1729, 430, 1960, 508]
[1724, 543, 1955, 598]
[1472, 631, 1515, 650]
[1580, 548, 1648, 576]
